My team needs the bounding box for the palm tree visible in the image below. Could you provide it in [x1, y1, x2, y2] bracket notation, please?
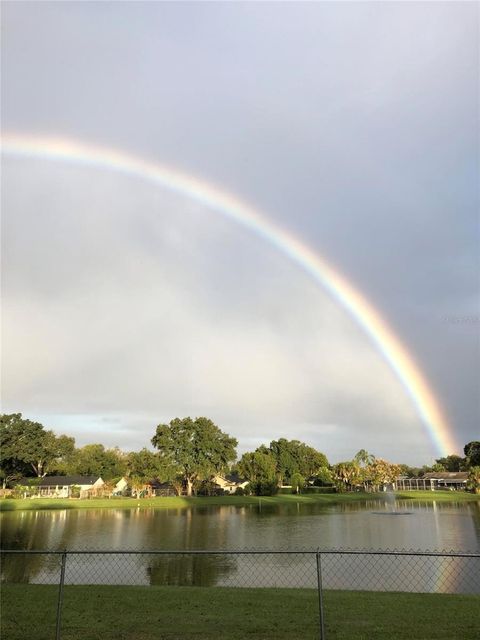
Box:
[332, 461, 361, 492]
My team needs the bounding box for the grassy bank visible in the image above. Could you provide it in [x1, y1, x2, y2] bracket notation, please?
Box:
[1, 584, 479, 640]
[0, 490, 478, 512]
[393, 490, 479, 502]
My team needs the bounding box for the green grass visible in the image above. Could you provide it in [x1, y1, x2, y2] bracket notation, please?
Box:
[1, 584, 478, 639]
[393, 490, 479, 502]
[1, 490, 478, 512]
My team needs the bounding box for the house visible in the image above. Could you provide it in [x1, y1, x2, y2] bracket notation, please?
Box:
[145, 480, 178, 497]
[395, 472, 468, 491]
[110, 477, 179, 498]
[213, 473, 249, 494]
[112, 477, 129, 496]
[17, 475, 104, 498]
[422, 472, 468, 491]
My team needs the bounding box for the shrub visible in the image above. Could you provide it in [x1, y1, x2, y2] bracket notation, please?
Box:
[250, 481, 278, 496]
[13, 481, 40, 498]
[70, 485, 81, 498]
[196, 480, 218, 496]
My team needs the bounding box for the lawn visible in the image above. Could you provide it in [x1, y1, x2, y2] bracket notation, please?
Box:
[392, 490, 479, 502]
[1, 584, 478, 640]
[1, 490, 478, 512]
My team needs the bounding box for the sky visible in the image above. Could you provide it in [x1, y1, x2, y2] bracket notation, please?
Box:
[1, 1, 479, 466]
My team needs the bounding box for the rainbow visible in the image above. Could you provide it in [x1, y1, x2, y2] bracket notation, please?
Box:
[1, 133, 458, 455]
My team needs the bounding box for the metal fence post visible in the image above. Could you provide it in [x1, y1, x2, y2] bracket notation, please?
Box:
[316, 550, 326, 640]
[55, 550, 67, 640]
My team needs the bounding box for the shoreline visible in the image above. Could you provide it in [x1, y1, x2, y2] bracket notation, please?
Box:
[1, 490, 478, 512]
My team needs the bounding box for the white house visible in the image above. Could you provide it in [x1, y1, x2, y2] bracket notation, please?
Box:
[213, 473, 249, 494]
[395, 472, 469, 491]
[19, 475, 105, 498]
[112, 477, 129, 496]
[422, 472, 468, 491]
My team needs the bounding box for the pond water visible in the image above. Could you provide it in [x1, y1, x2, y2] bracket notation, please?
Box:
[2, 499, 479, 551]
[2, 499, 479, 593]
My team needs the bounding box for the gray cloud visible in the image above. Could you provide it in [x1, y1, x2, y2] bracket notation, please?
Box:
[1, 1, 478, 462]
[0, 160, 438, 464]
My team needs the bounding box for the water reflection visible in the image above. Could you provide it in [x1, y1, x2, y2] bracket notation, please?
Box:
[147, 553, 236, 586]
[2, 548, 478, 593]
[319, 551, 480, 594]
[1, 500, 479, 589]
[3, 500, 479, 552]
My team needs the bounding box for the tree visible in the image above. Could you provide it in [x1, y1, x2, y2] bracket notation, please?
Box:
[129, 475, 148, 499]
[435, 455, 465, 472]
[126, 448, 167, 483]
[268, 438, 329, 485]
[42, 433, 76, 475]
[73, 444, 126, 480]
[331, 461, 361, 492]
[290, 472, 305, 494]
[0, 413, 75, 481]
[354, 450, 376, 490]
[312, 466, 333, 486]
[0, 452, 29, 489]
[467, 466, 480, 494]
[237, 450, 277, 496]
[366, 459, 401, 492]
[151, 417, 237, 496]
[126, 448, 170, 497]
[398, 464, 422, 478]
[354, 449, 375, 466]
[464, 442, 480, 468]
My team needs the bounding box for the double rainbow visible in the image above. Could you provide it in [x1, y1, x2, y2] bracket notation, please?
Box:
[2, 133, 457, 455]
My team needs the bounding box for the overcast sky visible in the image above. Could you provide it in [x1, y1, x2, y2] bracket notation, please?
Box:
[2, 1, 478, 465]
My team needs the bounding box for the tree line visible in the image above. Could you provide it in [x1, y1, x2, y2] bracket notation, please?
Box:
[1, 413, 479, 495]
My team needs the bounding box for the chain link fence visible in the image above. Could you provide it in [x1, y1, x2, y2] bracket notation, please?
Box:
[1, 548, 479, 639]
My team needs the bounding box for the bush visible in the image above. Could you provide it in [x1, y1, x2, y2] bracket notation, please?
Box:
[251, 481, 278, 496]
[70, 485, 81, 498]
[311, 467, 334, 486]
[13, 481, 40, 498]
[196, 481, 220, 496]
[234, 486, 245, 496]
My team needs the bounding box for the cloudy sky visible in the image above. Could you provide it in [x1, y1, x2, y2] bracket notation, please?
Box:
[2, 1, 478, 465]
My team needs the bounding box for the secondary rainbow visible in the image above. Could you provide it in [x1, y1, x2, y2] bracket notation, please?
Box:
[1, 133, 458, 456]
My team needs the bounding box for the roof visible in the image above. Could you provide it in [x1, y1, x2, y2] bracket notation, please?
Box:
[214, 473, 247, 485]
[33, 475, 102, 487]
[423, 472, 468, 481]
[224, 472, 247, 484]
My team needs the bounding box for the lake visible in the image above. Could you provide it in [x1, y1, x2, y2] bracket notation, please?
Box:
[2, 499, 479, 593]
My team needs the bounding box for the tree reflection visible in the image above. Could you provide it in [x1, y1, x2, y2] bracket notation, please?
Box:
[0, 511, 76, 583]
[147, 553, 236, 586]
